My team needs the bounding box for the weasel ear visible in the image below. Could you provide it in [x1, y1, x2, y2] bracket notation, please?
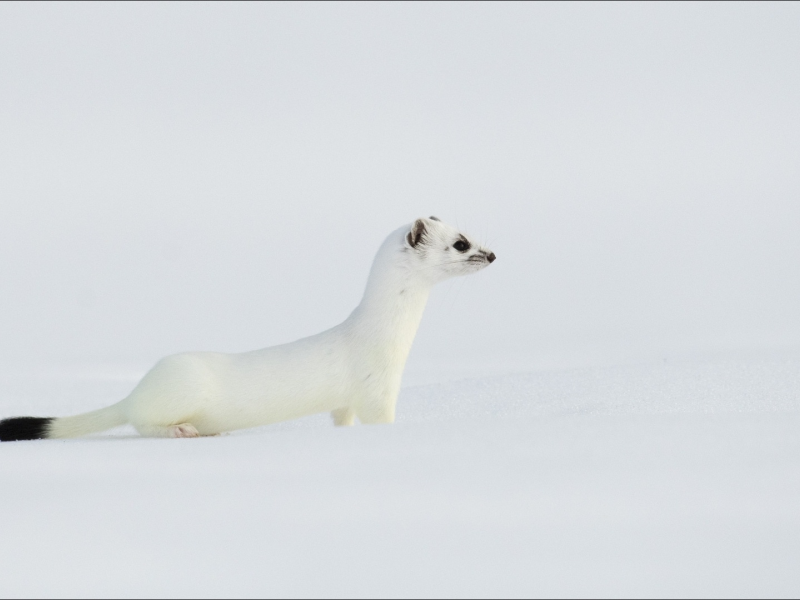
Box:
[406, 218, 427, 248]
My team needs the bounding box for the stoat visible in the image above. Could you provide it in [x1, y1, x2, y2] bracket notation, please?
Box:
[0, 217, 495, 441]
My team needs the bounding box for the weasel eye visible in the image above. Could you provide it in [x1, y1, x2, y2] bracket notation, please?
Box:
[453, 240, 470, 252]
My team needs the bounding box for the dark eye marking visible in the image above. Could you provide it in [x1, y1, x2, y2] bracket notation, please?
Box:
[453, 238, 470, 253]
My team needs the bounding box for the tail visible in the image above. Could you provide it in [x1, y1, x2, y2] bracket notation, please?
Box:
[0, 403, 127, 442]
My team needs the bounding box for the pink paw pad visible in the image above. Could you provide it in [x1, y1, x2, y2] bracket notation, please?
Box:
[168, 423, 200, 438]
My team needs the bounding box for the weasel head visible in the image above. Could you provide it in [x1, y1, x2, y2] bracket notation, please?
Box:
[403, 216, 496, 283]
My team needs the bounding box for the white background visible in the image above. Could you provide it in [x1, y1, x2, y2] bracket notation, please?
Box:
[2, 2, 798, 371]
[2, 5, 800, 598]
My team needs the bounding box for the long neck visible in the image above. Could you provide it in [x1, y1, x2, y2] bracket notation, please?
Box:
[345, 238, 431, 362]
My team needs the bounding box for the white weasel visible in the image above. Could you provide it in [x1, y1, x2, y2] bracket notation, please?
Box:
[0, 217, 495, 441]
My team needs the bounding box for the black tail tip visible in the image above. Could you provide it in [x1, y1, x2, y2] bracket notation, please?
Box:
[0, 417, 54, 442]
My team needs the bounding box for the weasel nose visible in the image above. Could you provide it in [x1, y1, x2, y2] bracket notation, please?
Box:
[487, 252, 496, 263]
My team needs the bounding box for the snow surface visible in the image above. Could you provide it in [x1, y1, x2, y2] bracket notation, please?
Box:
[1, 354, 799, 598]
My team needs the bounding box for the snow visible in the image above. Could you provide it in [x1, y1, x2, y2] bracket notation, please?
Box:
[2, 4, 799, 598]
[2, 354, 799, 597]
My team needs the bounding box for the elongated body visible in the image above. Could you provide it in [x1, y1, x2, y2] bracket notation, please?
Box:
[0, 217, 495, 441]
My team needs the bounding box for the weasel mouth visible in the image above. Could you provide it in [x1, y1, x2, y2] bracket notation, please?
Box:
[467, 252, 496, 265]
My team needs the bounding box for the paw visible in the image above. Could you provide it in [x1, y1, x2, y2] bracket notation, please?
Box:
[168, 423, 200, 438]
[331, 408, 355, 427]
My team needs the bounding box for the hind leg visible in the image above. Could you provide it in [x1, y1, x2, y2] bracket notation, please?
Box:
[136, 423, 200, 438]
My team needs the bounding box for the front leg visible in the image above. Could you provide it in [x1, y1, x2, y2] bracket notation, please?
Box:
[354, 402, 396, 425]
[355, 376, 401, 424]
[331, 407, 355, 427]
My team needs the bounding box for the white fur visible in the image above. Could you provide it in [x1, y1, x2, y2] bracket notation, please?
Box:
[47, 218, 494, 439]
